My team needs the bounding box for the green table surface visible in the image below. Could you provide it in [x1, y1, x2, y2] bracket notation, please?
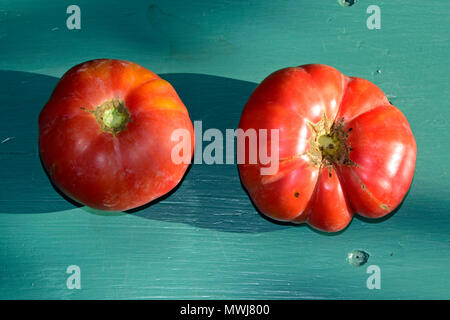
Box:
[0, 0, 449, 299]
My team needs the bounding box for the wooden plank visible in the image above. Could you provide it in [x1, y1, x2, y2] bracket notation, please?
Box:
[0, 0, 449, 299]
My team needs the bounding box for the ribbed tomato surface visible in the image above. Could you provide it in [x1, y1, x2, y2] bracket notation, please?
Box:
[238, 64, 416, 232]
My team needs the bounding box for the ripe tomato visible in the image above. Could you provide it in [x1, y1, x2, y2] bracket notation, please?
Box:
[238, 64, 416, 232]
[39, 59, 194, 211]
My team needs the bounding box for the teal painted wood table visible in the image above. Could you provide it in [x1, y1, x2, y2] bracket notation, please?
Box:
[0, 0, 449, 299]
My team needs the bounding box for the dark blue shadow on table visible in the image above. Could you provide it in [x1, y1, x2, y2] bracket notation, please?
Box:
[0, 70, 290, 233]
[0, 70, 80, 214]
[131, 73, 291, 233]
[0, 70, 415, 235]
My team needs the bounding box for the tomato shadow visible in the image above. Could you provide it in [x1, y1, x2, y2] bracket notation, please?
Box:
[130, 162, 292, 233]
[0, 70, 79, 214]
[0, 70, 417, 236]
[129, 73, 291, 233]
[0, 70, 288, 233]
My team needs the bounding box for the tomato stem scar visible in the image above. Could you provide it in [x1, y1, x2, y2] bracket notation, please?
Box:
[306, 114, 355, 168]
[83, 98, 131, 136]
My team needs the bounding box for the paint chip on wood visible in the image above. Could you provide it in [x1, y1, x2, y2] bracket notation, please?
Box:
[338, 0, 357, 7]
[347, 250, 369, 266]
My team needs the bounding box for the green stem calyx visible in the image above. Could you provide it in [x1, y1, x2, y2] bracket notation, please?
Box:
[306, 113, 353, 167]
[85, 98, 131, 136]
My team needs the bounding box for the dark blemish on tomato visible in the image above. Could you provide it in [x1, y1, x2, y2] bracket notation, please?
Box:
[294, 192, 300, 198]
[326, 166, 333, 178]
[347, 250, 369, 266]
[348, 128, 353, 132]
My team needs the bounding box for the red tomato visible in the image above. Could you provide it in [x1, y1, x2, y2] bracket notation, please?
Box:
[238, 64, 416, 232]
[39, 59, 194, 211]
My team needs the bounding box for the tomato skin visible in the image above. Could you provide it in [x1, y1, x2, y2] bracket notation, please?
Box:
[238, 64, 416, 232]
[39, 59, 194, 211]
[338, 105, 416, 218]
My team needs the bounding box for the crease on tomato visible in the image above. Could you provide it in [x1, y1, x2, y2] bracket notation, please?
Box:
[346, 165, 390, 212]
[302, 166, 353, 232]
[336, 77, 390, 123]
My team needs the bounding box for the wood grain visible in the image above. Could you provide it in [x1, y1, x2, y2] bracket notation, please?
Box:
[0, 0, 449, 299]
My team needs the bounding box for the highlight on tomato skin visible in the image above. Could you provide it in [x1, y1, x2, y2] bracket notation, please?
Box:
[238, 64, 417, 233]
[38, 59, 195, 212]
